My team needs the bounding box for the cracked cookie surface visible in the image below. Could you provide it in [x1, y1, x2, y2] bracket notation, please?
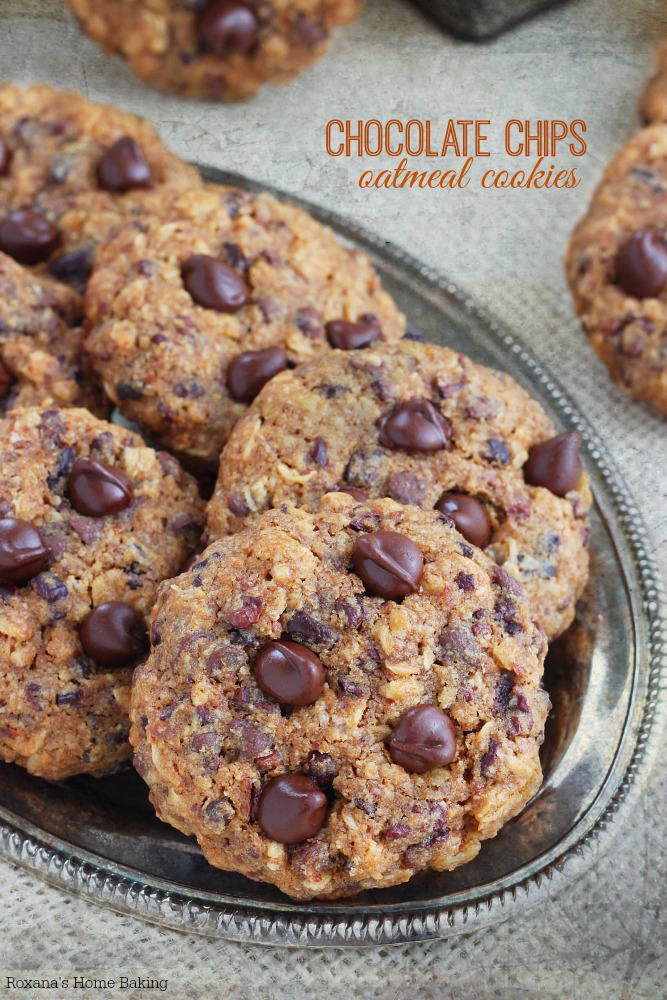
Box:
[131, 494, 549, 900]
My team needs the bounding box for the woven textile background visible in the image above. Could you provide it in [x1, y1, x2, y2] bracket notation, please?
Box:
[0, 0, 665, 997]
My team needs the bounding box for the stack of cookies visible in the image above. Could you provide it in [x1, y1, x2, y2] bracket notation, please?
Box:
[0, 84, 590, 900]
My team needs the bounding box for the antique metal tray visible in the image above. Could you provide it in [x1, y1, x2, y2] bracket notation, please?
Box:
[0, 168, 664, 947]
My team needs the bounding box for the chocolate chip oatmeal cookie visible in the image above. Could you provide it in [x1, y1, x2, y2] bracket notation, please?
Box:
[0, 406, 203, 781]
[206, 340, 591, 641]
[0, 252, 107, 417]
[0, 84, 199, 291]
[131, 493, 549, 900]
[67, 0, 365, 101]
[83, 184, 405, 468]
[566, 125, 667, 416]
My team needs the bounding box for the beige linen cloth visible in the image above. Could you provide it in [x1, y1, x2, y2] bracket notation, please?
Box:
[0, 0, 665, 996]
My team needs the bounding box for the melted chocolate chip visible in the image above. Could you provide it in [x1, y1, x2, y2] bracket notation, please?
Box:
[615, 229, 667, 298]
[79, 601, 148, 668]
[97, 136, 153, 193]
[378, 399, 452, 452]
[387, 705, 457, 773]
[182, 254, 249, 312]
[325, 318, 380, 350]
[68, 457, 134, 517]
[0, 137, 10, 176]
[0, 518, 49, 584]
[227, 346, 287, 403]
[257, 774, 328, 844]
[0, 210, 60, 264]
[254, 640, 325, 706]
[434, 493, 491, 548]
[352, 530, 423, 599]
[523, 431, 582, 497]
[197, 0, 259, 55]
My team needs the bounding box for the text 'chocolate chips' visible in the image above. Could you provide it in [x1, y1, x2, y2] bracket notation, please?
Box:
[182, 254, 249, 312]
[387, 705, 457, 773]
[197, 0, 260, 56]
[257, 774, 328, 844]
[378, 399, 452, 452]
[97, 136, 153, 193]
[254, 640, 325, 706]
[0, 210, 60, 265]
[435, 493, 491, 548]
[0, 518, 49, 584]
[615, 228, 667, 299]
[524, 431, 582, 497]
[80, 601, 148, 668]
[68, 457, 134, 517]
[325, 318, 379, 350]
[0, 136, 10, 176]
[227, 346, 287, 403]
[352, 530, 423, 599]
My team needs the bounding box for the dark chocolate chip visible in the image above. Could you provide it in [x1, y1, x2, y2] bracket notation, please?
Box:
[47, 247, 93, 290]
[484, 438, 511, 465]
[523, 431, 582, 497]
[615, 228, 667, 298]
[378, 399, 452, 452]
[352, 530, 423, 599]
[0, 358, 13, 400]
[304, 751, 337, 793]
[325, 318, 380, 350]
[227, 347, 287, 403]
[0, 518, 49, 584]
[0, 210, 60, 264]
[79, 601, 148, 668]
[257, 774, 328, 844]
[434, 493, 491, 548]
[254, 640, 325, 706]
[335, 486, 368, 501]
[68, 456, 133, 517]
[387, 705, 457, 773]
[197, 0, 259, 56]
[311, 436, 328, 467]
[182, 254, 249, 312]
[31, 572, 68, 603]
[286, 610, 337, 645]
[97, 136, 153, 193]
[386, 471, 427, 506]
[0, 136, 10, 175]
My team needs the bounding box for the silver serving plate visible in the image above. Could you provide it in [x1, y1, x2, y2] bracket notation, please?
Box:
[0, 168, 664, 947]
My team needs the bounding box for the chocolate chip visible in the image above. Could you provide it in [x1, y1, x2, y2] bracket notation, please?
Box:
[31, 572, 68, 603]
[48, 247, 94, 290]
[197, 0, 259, 55]
[79, 601, 148, 668]
[0, 210, 60, 265]
[304, 751, 337, 793]
[378, 399, 452, 452]
[0, 137, 10, 175]
[484, 438, 510, 465]
[286, 610, 337, 645]
[0, 358, 13, 401]
[0, 518, 49, 584]
[387, 705, 457, 773]
[68, 457, 133, 517]
[615, 228, 667, 298]
[227, 491, 250, 516]
[386, 471, 427, 506]
[224, 595, 263, 628]
[434, 493, 491, 548]
[257, 774, 328, 844]
[227, 347, 287, 403]
[352, 530, 423, 599]
[325, 318, 380, 350]
[182, 254, 249, 312]
[254, 640, 325, 706]
[335, 486, 368, 501]
[523, 431, 582, 497]
[96, 136, 153, 193]
[311, 436, 328, 467]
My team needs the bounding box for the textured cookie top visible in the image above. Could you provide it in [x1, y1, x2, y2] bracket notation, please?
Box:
[131, 495, 549, 900]
[566, 125, 667, 416]
[0, 251, 107, 417]
[640, 44, 667, 125]
[207, 340, 591, 641]
[0, 84, 199, 290]
[0, 406, 204, 780]
[67, 0, 365, 101]
[84, 184, 405, 466]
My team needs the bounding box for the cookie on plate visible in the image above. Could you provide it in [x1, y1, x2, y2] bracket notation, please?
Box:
[0, 406, 203, 781]
[83, 184, 405, 468]
[131, 494, 550, 900]
[0, 84, 200, 291]
[67, 0, 365, 101]
[565, 125, 667, 416]
[640, 44, 667, 125]
[206, 340, 591, 642]
[0, 252, 107, 417]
